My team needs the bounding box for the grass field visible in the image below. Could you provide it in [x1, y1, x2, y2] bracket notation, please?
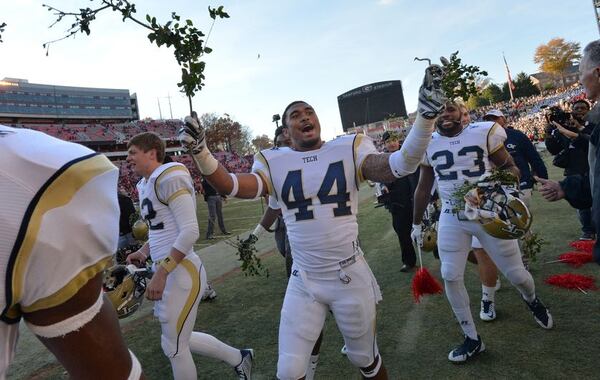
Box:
[10, 156, 600, 379]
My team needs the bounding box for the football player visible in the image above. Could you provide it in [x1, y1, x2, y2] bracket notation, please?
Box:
[179, 62, 447, 379]
[124, 132, 253, 380]
[460, 104, 503, 322]
[411, 100, 553, 364]
[249, 125, 325, 380]
[0, 125, 144, 379]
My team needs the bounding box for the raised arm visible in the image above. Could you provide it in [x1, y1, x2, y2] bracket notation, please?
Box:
[361, 61, 447, 183]
[361, 114, 437, 183]
[179, 116, 267, 199]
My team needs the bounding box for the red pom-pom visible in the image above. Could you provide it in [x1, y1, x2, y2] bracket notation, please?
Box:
[412, 267, 443, 303]
[558, 251, 594, 267]
[545, 273, 597, 290]
[569, 240, 595, 253]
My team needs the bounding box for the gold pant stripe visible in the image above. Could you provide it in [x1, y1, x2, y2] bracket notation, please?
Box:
[175, 260, 201, 343]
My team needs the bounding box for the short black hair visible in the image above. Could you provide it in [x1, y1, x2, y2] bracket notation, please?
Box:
[282, 100, 307, 127]
[572, 99, 591, 109]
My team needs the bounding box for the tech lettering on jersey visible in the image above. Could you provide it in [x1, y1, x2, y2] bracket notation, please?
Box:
[302, 155, 318, 163]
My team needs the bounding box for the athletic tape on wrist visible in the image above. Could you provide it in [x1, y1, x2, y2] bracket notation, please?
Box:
[160, 255, 178, 273]
[251, 172, 264, 199]
[193, 148, 219, 175]
[228, 173, 239, 197]
[252, 224, 268, 238]
[24, 291, 103, 338]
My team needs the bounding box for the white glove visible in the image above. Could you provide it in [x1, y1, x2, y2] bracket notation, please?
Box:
[417, 62, 448, 119]
[178, 116, 206, 154]
[411, 223, 424, 247]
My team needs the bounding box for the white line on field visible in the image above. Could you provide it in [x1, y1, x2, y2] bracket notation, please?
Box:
[396, 301, 424, 353]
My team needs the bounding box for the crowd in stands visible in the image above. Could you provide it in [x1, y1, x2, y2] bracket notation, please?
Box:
[11, 119, 183, 142]
[469, 84, 586, 140]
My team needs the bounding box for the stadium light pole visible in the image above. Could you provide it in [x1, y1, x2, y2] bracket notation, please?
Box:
[594, 0, 600, 36]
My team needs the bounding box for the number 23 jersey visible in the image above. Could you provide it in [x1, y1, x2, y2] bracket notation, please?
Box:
[253, 134, 376, 272]
[424, 121, 506, 206]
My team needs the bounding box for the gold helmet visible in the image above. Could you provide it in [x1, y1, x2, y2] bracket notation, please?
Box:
[132, 219, 149, 241]
[421, 200, 440, 252]
[477, 185, 532, 240]
[421, 225, 437, 252]
[103, 265, 146, 319]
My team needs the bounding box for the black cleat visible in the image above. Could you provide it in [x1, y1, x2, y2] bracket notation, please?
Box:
[448, 335, 485, 363]
[524, 296, 553, 329]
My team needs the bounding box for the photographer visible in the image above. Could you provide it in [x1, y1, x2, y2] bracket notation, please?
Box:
[544, 101, 595, 240]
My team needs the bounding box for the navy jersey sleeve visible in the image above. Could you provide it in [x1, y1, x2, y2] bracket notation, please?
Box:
[520, 132, 548, 179]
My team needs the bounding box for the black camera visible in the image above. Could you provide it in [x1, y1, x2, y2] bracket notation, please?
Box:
[546, 106, 571, 126]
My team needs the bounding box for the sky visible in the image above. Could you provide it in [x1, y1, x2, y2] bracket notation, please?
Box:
[1, 0, 598, 140]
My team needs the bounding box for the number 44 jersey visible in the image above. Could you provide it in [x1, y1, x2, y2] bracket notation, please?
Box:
[253, 134, 377, 272]
[424, 121, 506, 206]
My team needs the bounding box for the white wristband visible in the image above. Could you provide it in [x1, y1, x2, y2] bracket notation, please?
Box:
[251, 172, 264, 199]
[253, 224, 268, 238]
[228, 173, 239, 197]
[192, 148, 219, 175]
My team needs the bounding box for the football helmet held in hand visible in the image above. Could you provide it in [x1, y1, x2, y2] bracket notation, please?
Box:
[103, 265, 147, 319]
[178, 115, 206, 154]
[469, 183, 532, 240]
[421, 225, 438, 252]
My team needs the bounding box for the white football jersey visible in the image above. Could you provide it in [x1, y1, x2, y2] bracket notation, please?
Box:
[424, 122, 506, 209]
[253, 134, 376, 272]
[136, 162, 196, 262]
[0, 125, 119, 323]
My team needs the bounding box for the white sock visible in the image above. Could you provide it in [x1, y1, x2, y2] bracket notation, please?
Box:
[481, 284, 496, 302]
[189, 332, 242, 367]
[445, 279, 478, 340]
[169, 351, 197, 380]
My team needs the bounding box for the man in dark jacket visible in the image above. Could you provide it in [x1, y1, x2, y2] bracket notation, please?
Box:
[484, 110, 548, 206]
[379, 131, 419, 272]
[537, 40, 600, 263]
[201, 177, 231, 240]
[117, 189, 137, 249]
[544, 101, 595, 239]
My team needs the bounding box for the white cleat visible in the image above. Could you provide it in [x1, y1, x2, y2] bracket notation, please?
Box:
[479, 300, 496, 321]
[234, 349, 254, 380]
